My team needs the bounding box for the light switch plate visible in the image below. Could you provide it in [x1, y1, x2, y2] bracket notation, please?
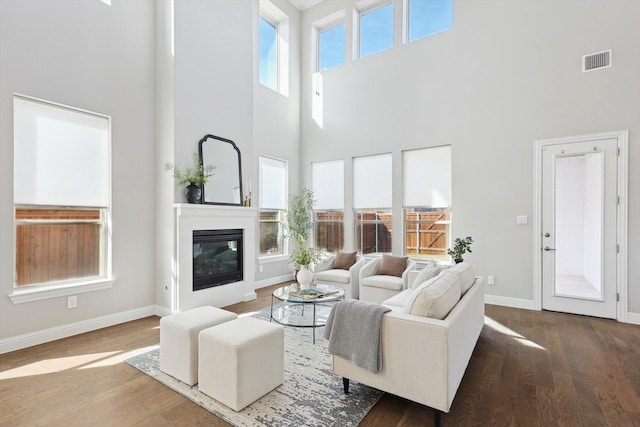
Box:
[516, 215, 528, 225]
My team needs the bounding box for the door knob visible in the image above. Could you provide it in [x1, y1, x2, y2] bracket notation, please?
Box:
[544, 246, 556, 251]
[544, 233, 550, 237]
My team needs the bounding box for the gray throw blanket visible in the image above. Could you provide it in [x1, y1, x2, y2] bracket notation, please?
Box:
[323, 300, 391, 373]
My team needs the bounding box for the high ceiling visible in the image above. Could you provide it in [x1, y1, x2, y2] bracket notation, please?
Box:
[289, 0, 325, 11]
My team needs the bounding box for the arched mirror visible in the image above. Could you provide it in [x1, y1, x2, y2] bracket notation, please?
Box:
[199, 134, 243, 206]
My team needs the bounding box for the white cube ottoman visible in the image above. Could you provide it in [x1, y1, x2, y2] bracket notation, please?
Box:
[160, 306, 237, 385]
[198, 317, 284, 411]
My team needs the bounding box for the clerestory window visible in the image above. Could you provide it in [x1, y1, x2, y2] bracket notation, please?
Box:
[259, 0, 290, 96]
[358, 2, 394, 58]
[407, 0, 453, 42]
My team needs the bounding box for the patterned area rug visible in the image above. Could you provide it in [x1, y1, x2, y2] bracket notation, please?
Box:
[125, 306, 382, 426]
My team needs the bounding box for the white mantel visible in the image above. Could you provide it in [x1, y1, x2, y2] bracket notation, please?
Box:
[173, 203, 258, 312]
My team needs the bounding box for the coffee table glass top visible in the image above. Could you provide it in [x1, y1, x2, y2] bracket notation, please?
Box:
[272, 283, 345, 304]
[270, 284, 345, 343]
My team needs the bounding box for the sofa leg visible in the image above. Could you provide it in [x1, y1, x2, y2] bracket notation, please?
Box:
[434, 410, 442, 427]
[342, 377, 350, 394]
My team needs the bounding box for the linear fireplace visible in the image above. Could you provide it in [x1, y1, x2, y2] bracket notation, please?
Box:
[193, 228, 243, 291]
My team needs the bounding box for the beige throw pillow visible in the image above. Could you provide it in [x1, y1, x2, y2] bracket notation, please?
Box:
[403, 272, 461, 319]
[448, 262, 475, 294]
[333, 250, 357, 270]
[411, 266, 440, 289]
[377, 254, 408, 277]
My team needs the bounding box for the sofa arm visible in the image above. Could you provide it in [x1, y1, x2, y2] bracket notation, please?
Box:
[401, 259, 417, 290]
[349, 256, 366, 286]
[333, 310, 451, 411]
[359, 257, 381, 282]
[332, 278, 485, 413]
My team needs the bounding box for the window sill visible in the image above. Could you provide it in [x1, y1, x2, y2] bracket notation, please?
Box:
[259, 254, 289, 264]
[8, 278, 116, 304]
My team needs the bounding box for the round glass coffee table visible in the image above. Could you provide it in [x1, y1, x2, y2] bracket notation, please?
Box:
[270, 283, 345, 344]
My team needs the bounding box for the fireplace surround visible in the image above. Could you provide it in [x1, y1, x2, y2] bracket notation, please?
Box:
[174, 204, 257, 312]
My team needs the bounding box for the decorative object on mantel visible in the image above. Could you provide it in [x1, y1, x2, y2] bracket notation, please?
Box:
[199, 134, 243, 206]
[286, 187, 324, 289]
[447, 236, 474, 263]
[164, 152, 216, 204]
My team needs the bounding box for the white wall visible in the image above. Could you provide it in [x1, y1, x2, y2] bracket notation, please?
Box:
[0, 0, 156, 341]
[299, 0, 640, 309]
[254, 0, 302, 283]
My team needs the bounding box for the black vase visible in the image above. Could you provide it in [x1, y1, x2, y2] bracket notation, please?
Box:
[185, 183, 202, 204]
[454, 258, 463, 264]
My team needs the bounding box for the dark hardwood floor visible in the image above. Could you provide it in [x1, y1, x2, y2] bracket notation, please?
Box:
[1, 284, 639, 426]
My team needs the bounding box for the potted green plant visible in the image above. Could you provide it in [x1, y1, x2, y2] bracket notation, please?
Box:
[447, 236, 474, 264]
[284, 187, 324, 288]
[164, 153, 216, 203]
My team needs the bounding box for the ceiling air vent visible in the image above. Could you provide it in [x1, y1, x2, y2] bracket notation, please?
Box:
[582, 49, 612, 72]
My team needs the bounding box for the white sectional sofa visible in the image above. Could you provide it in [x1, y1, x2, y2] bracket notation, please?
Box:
[330, 263, 484, 426]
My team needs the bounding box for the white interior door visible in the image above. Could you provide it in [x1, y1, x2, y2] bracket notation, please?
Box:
[541, 138, 618, 319]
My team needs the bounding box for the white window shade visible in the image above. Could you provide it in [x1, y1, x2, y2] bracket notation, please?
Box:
[353, 153, 392, 209]
[259, 156, 287, 209]
[312, 160, 344, 210]
[14, 96, 110, 207]
[403, 146, 452, 207]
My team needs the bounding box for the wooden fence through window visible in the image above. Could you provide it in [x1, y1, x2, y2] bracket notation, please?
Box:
[317, 211, 448, 256]
[315, 211, 344, 252]
[15, 209, 101, 286]
[405, 211, 448, 257]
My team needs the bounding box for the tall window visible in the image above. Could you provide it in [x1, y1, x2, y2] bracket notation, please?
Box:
[318, 23, 345, 71]
[408, 0, 453, 42]
[259, 16, 278, 91]
[359, 2, 394, 58]
[259, 156, 287, 257]
[403, 146, 452, 261]
[13, 95, 111, 287]
[259, 0, 289, 96]
[312, 160, 344, 252]
[353, 153, 392, 255]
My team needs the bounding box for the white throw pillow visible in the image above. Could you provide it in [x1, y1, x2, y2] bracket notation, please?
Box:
[403, 271, 461, 319]
[411, 266, 440, 289]
[448, 262, 475, 294]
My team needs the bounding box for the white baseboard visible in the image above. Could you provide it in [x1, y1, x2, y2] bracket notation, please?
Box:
[625, 312, 640, 325]
[153, 304, 173, 318]
[484, 294, 536, 310]
[254, 273, 294, 290]
[0, 305, 158, 355]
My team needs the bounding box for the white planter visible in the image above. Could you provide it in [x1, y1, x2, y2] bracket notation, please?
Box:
[297, 266, 313, 290]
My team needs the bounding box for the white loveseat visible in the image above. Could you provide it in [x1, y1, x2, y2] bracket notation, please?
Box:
[331, 263, 484, 424]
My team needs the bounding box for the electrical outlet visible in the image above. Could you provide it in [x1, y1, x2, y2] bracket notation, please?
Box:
[67, 295, 78, 309]
[487, 275, 495, 285]
[259, 264, 264, 273]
